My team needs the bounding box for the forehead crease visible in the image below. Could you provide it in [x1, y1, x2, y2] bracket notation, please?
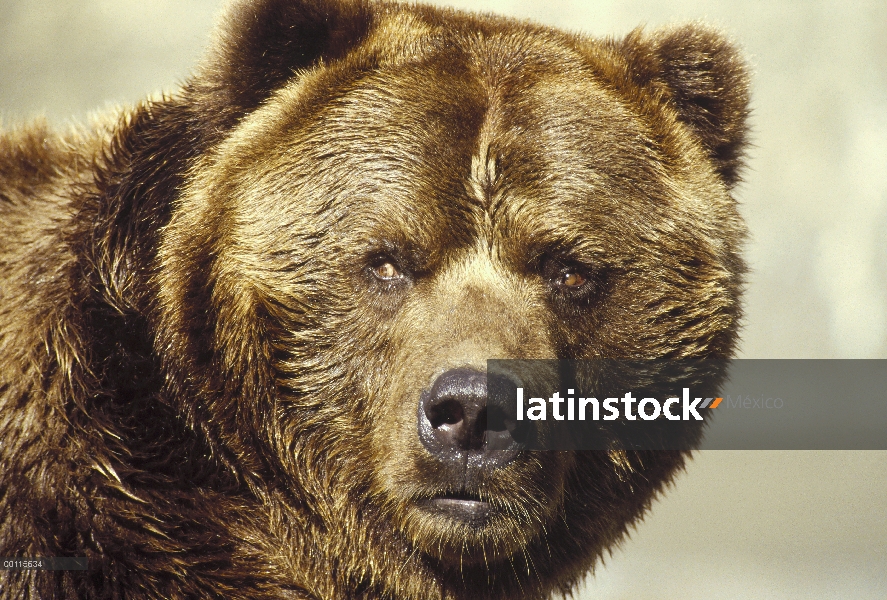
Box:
[453, 51, 671, 257]
[462, 33, 594, 210]
[305, 57, 488, 236]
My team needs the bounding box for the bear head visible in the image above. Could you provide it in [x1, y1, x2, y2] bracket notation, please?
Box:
[145, 0, 748, 597]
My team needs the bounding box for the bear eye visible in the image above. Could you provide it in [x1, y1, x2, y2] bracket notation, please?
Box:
[541, 257, 599, 299]
[558, 271, 586, 288]
[371, 260, 403, 281]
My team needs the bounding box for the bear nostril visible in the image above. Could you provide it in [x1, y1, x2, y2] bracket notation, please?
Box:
[428, 399, 465, 428]
[483, 405, 510, 433]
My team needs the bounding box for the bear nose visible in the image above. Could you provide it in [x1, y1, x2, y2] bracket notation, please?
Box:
[418, 368, 523, 469]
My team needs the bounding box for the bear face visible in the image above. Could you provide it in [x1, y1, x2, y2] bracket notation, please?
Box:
[0, 1, 748, 598]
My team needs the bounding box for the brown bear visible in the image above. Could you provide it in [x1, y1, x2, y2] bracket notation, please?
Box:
[0, 0, 749, 598]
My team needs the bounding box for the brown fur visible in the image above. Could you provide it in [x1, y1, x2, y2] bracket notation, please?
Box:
[0, 1, 749, 598]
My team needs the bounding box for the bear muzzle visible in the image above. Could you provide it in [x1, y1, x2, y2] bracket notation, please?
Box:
[416, 367, 529, 522]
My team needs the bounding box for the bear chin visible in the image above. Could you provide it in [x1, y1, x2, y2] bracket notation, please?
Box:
[0, 0, 748, 598]
[399, 477, 565, 563]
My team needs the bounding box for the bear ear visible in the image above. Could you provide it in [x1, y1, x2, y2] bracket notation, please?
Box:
[618, 24, 751, 187]
[199, 0, 373, 122]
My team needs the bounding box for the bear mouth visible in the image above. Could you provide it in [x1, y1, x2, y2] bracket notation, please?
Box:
[423, 491, 492, 525]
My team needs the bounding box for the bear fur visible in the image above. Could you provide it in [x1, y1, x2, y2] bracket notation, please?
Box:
[0, 1, 749, 598]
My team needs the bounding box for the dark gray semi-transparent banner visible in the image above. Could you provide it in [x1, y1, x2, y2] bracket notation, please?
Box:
[483, 360, 887, 450]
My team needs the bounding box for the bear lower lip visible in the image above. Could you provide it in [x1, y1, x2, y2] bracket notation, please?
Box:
[425, 497, 492, 523]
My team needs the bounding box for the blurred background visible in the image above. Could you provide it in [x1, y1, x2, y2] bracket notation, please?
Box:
[1, 0, 885, 597]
